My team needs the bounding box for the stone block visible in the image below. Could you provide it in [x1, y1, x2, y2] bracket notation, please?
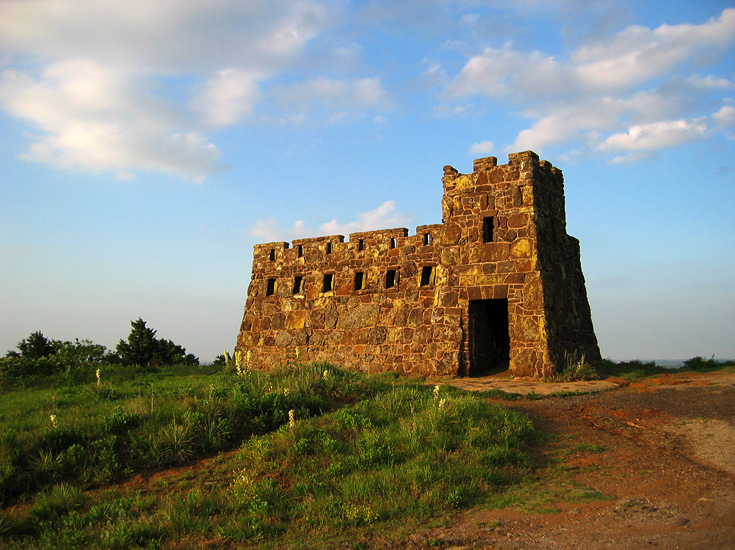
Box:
[440, 223, 462, 246]
[285, 311, 308, 330]
[522, 272, 542, 309]
[336, 304, 380, 330]
[511, 238, 532, 258]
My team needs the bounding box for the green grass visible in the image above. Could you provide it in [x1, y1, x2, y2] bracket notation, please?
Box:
[573, 443, 606, 454]
[0, 363, 538, 549]
[544, 352, 598, 382]
[0, 362, 381, 508]
[8, 355, 729, 548]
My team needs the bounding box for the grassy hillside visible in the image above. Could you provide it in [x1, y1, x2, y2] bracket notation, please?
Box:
[0, 363, 536, 549]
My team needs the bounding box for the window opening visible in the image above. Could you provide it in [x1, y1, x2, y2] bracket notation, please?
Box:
[358, 239, 364, 251]
[297, 244, 303, 257]
[482, 217, 494, 243]
[268, 249, 275, 261]
[322, 274, 333, 293]
[326, 242, 332, 254]
[420, 266, 434, 287]
[354, 272, 364, 291]
[423, 233, 431, 245]
[385, 269, 397, 289]
[293, 276, 303, 295]
[390, 237, 397, 249]
[266, 278, 276, 296]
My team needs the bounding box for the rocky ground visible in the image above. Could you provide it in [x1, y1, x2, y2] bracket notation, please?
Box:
[403, 370, 735, 549]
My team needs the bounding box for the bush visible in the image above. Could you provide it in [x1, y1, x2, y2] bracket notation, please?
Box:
[15, 331, 59, 359]
[0, 355, 67, 382]
[683, 356, 721, 370]
[1, 332, 114, 386]
[114, 319, 199, 367]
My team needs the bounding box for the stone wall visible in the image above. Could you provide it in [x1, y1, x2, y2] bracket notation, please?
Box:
[237, 151, 601, 378]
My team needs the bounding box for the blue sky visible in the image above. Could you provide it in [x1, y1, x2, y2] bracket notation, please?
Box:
[1, 0, 734, 363]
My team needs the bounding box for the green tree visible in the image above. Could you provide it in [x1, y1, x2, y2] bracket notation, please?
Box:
[115, 318, 198, 366]
[56, 339, 110, 367]
[13, 331, 59, 359]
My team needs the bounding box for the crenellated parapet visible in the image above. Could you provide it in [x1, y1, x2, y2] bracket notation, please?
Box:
[238, 151, 600, 378]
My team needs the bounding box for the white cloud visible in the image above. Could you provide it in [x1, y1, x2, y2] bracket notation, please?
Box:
[713, 105, 735, 129]
[445, 45, 564, 101]
[190, 69, 262, 127]
[319, 200, 410, 235]
[572, 9, 735, 91]
[446, 8, 735, 158]
[418, 59, 448, 88]
[0, 60, 220, 181]
[597, 118, 708, 153]
[687, 75, 734, 90]
[250, 201, 412, 243]
[510, 98, 625, 152]
[274, 77, 392, 122]
[0, 0, 331, 73]
[713, 105, 735, 140]
[250, 218, 290, 243]
[469, 141, 494, 155]
[0, 0, 335, 181]
[446, 10, 735, 104]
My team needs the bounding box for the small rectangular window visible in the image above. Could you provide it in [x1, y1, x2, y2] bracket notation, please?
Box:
[386, 269, 397, 289]
[420, 266, 434, 287]
[326, 242, 332, 254]
[423, 233, 431, 245]
[358, 239, 364, 251]
[483, 217, 494, 243]
[292, 276, 303, 295]
[322, 274, 333, 293]
[354, 272, 364, 291]
[266, 278, 276, 296]
[297, 244, 303, 257]
[389, 237, 396, 249]
[268, 249, 275, 261]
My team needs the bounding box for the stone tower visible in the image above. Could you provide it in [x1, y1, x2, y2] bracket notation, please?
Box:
[237, 151, 600, 378]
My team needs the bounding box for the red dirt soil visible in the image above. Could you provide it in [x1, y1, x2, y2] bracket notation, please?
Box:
[404, 370, 735, 549]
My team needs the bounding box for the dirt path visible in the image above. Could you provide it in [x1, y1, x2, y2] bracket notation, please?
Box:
[406, 371, 735, 549]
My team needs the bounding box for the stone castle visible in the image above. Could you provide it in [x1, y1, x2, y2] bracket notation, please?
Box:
[236, 150, 600, 378]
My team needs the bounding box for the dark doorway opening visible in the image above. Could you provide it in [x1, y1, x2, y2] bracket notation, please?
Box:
[468, 299, 510, 376]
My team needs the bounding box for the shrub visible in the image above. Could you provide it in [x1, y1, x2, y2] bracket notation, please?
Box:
[12, 331, 59, 360]
[114, 319, 199, 367]
[683, 356, 724, 370]
[0, 355, 67, 382]
[1, 333, 113, 386]
[30, 483, 86, 522]
[102, 410, 143, 435]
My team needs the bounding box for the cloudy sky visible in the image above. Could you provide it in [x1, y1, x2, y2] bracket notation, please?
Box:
[1, 0, 733, 362]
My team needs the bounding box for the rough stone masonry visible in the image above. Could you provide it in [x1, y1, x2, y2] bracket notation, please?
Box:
[237, 151, 600, 378]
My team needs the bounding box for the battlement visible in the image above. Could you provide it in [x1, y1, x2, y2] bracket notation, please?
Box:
[237, 151, 600, 379]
